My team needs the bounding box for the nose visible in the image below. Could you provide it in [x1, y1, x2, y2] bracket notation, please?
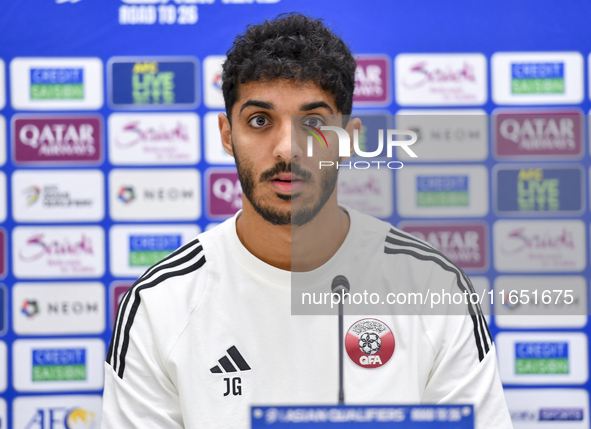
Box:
[272, 119, 302, 161]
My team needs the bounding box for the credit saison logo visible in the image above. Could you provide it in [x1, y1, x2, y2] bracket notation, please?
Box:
[515, 342, 569, 374]
[32, 348, 87, 382]
[129, 234, 180, 267]
[303, 123, 417, 170]
[11, 58, 103, 111]
[416, 175, 469, 207]
[30, 68, 84, 100]
[511, 62, 564, 94]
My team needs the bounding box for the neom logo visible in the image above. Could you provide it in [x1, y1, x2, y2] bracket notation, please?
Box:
[22, 299, 99, 316]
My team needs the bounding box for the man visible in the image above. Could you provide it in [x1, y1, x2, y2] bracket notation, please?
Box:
[102, 13, 512, 428]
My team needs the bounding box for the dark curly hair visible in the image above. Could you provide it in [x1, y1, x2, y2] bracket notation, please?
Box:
[222, 13, 356, 122]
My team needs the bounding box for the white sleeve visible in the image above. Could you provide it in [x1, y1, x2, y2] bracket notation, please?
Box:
[421, 282, 513, 428]
[101, 298, 184, 428]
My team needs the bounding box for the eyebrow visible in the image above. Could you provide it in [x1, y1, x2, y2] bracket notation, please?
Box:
[238, 100, 335, 114]
[239, 100, 274, 113]
[300, 101, 334, 114]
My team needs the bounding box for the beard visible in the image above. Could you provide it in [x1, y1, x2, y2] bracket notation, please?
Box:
[233, 143, 338, 227]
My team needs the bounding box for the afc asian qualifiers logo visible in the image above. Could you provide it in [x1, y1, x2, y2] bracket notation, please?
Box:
[345, 318, 395, 369]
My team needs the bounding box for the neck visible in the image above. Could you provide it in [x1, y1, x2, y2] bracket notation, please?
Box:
[235, 194, 350, 272]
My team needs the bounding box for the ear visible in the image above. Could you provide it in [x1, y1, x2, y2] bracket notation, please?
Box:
[343, 117, 362, 160]
[218, 113, 234, 157]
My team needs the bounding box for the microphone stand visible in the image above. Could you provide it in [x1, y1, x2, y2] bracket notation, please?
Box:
[338, 296, 345, 405]
[331, 275, 350, 406]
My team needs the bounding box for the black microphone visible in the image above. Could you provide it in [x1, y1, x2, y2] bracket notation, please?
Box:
[331, 275, 350, 405]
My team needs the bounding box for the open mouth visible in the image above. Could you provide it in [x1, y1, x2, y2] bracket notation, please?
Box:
[271, 173, 304, 192]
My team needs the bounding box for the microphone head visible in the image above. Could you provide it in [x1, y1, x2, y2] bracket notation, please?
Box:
[331, 275, 350, 293]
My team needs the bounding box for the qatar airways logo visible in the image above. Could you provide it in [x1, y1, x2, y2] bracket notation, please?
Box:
[304, 124, 417, 170]
[13, 116, 102, 164]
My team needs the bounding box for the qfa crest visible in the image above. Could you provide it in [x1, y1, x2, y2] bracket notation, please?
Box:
[345, 318, 395, 369]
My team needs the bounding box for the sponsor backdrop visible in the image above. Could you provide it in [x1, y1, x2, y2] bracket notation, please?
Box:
[0, 0, 590, 427]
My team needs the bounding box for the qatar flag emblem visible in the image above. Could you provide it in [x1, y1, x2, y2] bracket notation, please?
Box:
[345, 318, 395, 369]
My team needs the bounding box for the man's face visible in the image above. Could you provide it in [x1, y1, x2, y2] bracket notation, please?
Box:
[220, 79, 345, 227]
